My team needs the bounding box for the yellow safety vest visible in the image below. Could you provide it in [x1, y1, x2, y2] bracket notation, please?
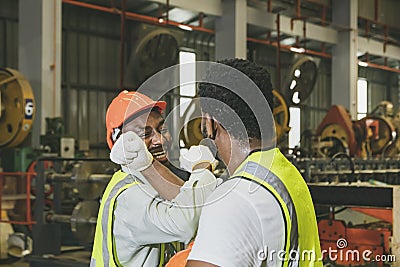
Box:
[232, 148, 322, 267]
[90, 170, 179, 267]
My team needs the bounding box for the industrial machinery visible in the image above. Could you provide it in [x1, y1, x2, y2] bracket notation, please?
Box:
[289, 148, 400, 266]
[311, 102, 400, 159]
[282, 55, 319, 106]
[0, 67, 36, 263]
[273, 89, 290, 142]
[124, 25, 183, 91]
[0, 68, 35, 148]
[289, 101, 400, 266]
[27, 158, 117, 267]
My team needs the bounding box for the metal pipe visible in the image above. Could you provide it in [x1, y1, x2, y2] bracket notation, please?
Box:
[166, 0, 170, 23]
[88, 174, 112, 182]
[296, 0, 301, 18]
[52, 0, 57, 117]
[302, 20, 306, 48]
[276, 13, 281, 90]
[49, 173, 72, 182]
[47, 214, 71, 224]
[63, 0, 214, 34]
[0, 172, 36, 226]
[267, 0, 272, 13]
[62, 0, 400, 74]
[199, 12, 204, 28]
[49, 172, 111, 182]
[47, 213, 97, 224]
[362, 61, 400, 74]
[63, 0, 333, 59]
[312, 169, 400, 175]
[119, 0, 127, 90]
[321, 5, 326, 25]
[26, 173, 33, 230]
[384, 25, 388, 53]
[247, 37, 332, 58]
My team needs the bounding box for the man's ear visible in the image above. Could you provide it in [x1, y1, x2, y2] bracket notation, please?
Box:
[213, 120, 222, 137]
[203, 116, 214, 139]
[202, 113, 218, 140]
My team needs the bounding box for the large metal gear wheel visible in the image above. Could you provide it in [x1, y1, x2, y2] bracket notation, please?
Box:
[272, 90, 290, 142]
[0, 68, 35, 148]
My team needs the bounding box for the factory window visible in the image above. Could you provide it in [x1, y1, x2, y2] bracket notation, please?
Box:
[357, 79, 368, 120]
[179, 51, 196, 117]
[179, 51, 196, 153]
[289, 107, 301, 148]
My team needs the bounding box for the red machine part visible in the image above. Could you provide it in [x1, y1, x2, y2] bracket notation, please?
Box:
[318, 219, 391, 266]
[316, 105, 358, 156]
[350, 207, 392, 224]
[365, 119, 380, 141]
[27, 160, 54, 197]
[0, 171, 36, 229]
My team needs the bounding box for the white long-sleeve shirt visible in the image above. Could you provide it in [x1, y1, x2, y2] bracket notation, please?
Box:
[113, 168, 218, 267]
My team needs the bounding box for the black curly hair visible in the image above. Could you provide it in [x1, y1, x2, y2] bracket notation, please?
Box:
[198, 58, 274, 141]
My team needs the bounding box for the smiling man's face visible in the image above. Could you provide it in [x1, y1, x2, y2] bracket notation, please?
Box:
[122, 110, 172, 164]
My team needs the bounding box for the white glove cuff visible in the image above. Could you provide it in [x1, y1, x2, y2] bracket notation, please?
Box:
[192, 159, 219, 172]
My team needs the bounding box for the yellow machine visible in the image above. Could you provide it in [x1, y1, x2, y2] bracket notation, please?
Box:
[0, 68, 35, 148]
[272, 89, 290, 142]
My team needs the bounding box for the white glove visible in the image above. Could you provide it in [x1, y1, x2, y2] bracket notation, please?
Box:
[179, 145, 218, 173]
[110, 131, 153, 171]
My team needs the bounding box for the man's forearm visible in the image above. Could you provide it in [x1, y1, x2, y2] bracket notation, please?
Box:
[142, 160, 184, 200]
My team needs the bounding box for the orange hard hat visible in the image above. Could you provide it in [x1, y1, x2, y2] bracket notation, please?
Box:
[106, 90, 167, 149]
[165, 242, 194, 267]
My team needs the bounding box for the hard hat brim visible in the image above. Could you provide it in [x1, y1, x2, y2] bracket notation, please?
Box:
[123, 100, 167, 125]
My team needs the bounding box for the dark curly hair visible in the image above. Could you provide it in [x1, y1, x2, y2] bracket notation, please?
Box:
[198, 58, 274, 141]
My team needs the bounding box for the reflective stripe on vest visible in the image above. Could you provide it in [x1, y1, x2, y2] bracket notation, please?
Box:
[232, 149, 322, 267]
[233, 162, 298, 267]
[91, 170, 140, 266]
[91, 171, 178, 267]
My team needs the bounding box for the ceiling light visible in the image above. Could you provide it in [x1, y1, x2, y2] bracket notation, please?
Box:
[290, 47, 305, 53]
[358, 61, 369, 67]
[178, 24, 193, 31]
[281, 37, 297, 46]
[158, 17, 164, 23]
[294, 69, 301, 78]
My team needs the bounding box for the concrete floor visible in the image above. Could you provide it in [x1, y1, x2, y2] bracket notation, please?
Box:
[0, 259, 28, 267]
[0, 250, 90, 267]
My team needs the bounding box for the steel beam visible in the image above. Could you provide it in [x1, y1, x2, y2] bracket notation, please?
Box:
[149, 0, 400, 63]
[358, 36, 400, 61]
[215, 0, 247, 59]
[247, 7, 338, 45]
[331, 0, 358, 119]
[19, 0, 62, 147]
